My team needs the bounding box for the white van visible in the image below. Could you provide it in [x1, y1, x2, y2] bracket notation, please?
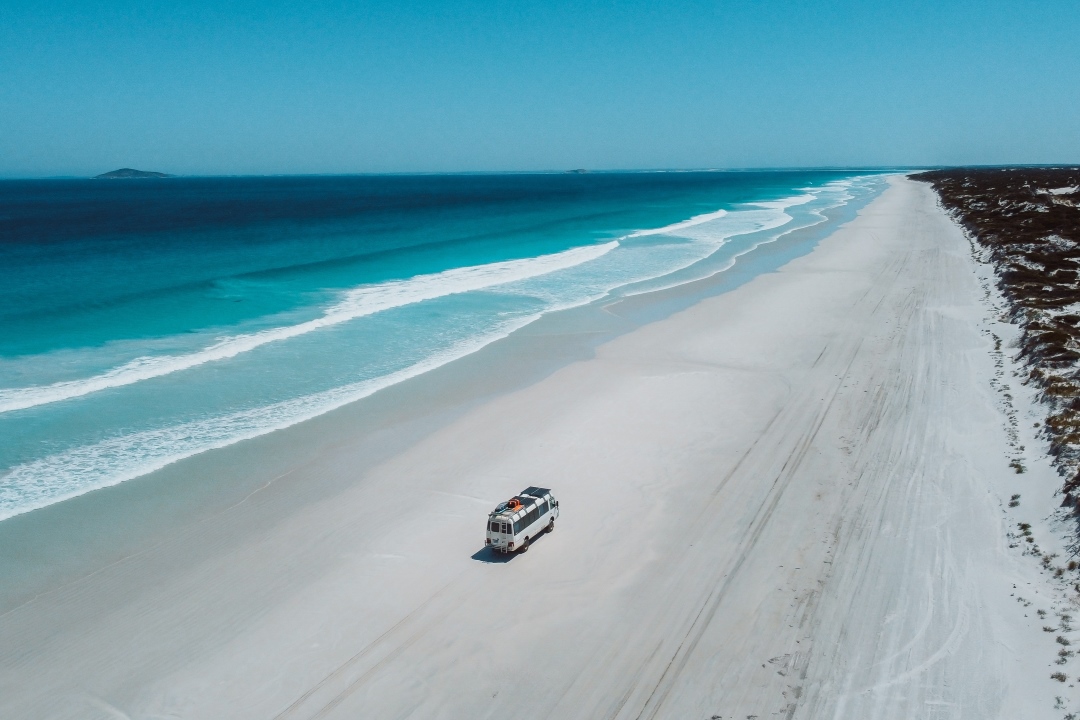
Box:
[486, 487, 559, 553]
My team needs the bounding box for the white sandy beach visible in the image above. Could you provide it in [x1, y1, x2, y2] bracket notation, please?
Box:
[1, 177, 1070, 718]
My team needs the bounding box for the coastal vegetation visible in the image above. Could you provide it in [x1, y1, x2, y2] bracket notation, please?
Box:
[915, 168, 1080, 503]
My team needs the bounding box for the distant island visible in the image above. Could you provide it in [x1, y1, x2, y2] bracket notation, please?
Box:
[94, 168, 173, 179]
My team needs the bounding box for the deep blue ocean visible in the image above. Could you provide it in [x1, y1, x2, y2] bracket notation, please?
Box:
[0, 171, 884, 520]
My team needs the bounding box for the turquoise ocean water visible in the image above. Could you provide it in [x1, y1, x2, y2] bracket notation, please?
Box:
[0, 171, 885, 521]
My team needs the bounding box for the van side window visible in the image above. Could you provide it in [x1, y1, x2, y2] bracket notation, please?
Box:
[538, 500, 548, 515]
[513, 519, 521, 534]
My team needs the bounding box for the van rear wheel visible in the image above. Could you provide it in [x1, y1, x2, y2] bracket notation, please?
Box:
[519, 536, 530, 553]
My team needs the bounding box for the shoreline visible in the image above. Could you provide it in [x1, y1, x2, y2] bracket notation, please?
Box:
[0, 174, 878, 526]
[2, 176, 1062, 718]
[0, 176, 881, 607]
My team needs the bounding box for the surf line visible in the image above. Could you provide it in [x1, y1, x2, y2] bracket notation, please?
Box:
[0, 241, 619, 415]
[0, 314, 541, 522]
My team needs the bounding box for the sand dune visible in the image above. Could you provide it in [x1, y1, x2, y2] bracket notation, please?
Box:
[0, 177, 1064, 718]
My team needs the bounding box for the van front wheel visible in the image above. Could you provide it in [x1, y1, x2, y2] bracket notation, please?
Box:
[547, 519, 555, 533]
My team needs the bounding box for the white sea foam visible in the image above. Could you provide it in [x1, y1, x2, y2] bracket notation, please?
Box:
[0, 316, 539, 522]
[628, 208, 729, 237]
[618, 176, 876, 298]
[0, 241, 618, 414]
[616, 191, 827, 286]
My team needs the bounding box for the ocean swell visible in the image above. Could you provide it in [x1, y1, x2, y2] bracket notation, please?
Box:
[0, 241, 618, 414]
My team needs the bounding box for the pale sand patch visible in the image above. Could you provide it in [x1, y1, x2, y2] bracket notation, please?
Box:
[0, 177, 1063, 718]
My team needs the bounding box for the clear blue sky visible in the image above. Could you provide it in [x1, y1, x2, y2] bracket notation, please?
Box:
[2, 0, 1077, 176]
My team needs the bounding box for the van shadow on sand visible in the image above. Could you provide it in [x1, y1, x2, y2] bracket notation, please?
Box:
[470, 528, 552, 563]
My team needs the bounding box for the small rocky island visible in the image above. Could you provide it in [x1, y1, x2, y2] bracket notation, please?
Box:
[94, 168, 173, 179]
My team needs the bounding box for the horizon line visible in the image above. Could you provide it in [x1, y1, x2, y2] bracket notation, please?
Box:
[5, 163, 1080, 181]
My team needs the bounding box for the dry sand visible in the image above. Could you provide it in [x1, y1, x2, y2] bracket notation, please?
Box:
[0, 177, 1067, 718]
